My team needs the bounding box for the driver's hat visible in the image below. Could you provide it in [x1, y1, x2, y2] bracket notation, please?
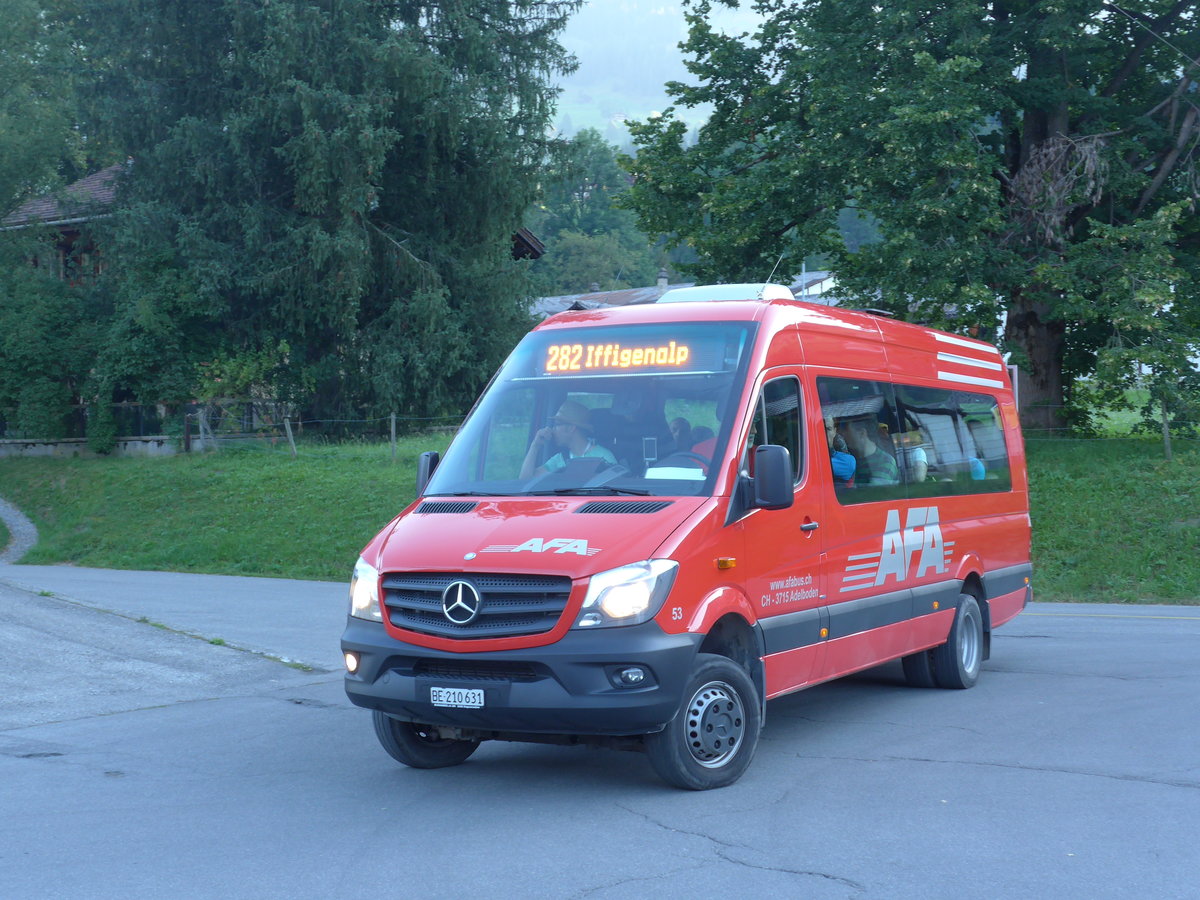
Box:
[550, 400, 593, 432]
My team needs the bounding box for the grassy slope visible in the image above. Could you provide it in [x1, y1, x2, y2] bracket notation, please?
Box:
[0, 436, 1196, 601]
[0, 516, 8, 552]
[0, 437, 451, 581]
[1026, 439, 1200, 602]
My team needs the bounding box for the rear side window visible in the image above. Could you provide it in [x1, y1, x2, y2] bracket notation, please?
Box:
[893, 384, 1011, 497]
[818, 377, 1010, 504]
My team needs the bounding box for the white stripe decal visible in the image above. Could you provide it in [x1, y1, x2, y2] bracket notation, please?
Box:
[934, 332, 1000, 354]
[842, 572, 877, 583]
[937, 370, 1006, 389]
[848, 552, 882, 560]
[846, 562, 879, 572]
[936, 351, 1003, 372]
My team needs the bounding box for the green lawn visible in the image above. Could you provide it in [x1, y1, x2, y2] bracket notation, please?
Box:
[1026, 438, 1200, 602]
[0, 436, 451, 581]
[1, 435, 1197, 602]
[1093, 388, 1152, 435]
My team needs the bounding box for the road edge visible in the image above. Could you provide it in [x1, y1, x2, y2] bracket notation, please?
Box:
[0, 496, 38, 565]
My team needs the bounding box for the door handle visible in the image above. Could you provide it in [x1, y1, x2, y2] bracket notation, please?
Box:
[800, 521, 819, 532]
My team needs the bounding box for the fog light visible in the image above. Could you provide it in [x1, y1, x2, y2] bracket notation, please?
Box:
[619, 666, 646, 686]
[344, 651, 360, 674]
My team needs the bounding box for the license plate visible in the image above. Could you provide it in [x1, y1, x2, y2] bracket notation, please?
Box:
[430, 686, 485, 708]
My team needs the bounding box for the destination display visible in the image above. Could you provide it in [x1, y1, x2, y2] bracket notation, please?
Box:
[543, 340, 693, 374]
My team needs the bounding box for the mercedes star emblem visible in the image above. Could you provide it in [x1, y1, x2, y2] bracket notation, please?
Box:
[441, 580, 482, 625]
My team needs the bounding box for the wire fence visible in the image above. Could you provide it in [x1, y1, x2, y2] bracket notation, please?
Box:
[183, 408, 463, 458]
[0, 401, 465, 458]
[3, 401, 1199, 459]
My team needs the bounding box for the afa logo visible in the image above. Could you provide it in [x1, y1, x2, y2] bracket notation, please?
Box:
[480, 537, 600, 557]
[841, 507, 952, 592]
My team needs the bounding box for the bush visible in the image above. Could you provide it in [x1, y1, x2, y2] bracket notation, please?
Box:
[87, 402, 118, 454]
[15, 380, 71, 439]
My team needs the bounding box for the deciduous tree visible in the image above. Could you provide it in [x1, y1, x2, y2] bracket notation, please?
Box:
[0, 0, 76, 216]
[624, 0, 1199, 430]
[529, 129, 662, 293]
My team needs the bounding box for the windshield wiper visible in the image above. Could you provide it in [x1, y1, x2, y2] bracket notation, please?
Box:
[527, 486, 652, 496]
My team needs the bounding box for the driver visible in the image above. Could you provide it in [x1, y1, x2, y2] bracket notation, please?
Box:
[520, 400, 616, 479]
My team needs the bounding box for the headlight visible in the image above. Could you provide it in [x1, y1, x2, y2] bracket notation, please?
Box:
[349, 558, 383, 621]
[574, 560, 678, 629]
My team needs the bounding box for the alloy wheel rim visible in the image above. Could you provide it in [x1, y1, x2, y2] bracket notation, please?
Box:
[961, 608, 981, 674]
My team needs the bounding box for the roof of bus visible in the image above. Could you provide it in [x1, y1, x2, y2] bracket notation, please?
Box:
[534, 295, 1001, 359]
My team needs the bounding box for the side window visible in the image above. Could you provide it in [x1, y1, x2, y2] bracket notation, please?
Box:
[893, 385, 1011, 496]
[816, 377, 906, 505]
[478, 386, 536, 480]
[747, 377, 803, 483]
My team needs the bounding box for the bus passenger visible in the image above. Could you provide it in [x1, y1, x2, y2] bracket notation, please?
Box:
[825, 417, 856, 484]
[840, 418, 899, 485]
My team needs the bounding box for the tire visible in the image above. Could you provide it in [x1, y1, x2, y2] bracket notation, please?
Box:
[932, 594, 984, 689]
[645, 653, 761, 790]
[901, 649, 937, 688]
[372, 711, 480, 769]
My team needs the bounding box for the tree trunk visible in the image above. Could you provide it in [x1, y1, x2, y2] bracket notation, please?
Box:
[1004, 291, 1067, 433]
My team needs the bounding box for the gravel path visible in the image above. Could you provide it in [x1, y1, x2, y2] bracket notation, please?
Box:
[0, 496, 38, 564]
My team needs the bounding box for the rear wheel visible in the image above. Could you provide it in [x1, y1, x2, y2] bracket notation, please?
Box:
[932, 594, 984, 689]
[645, 653, 760, 790]
[372, 711, 480, 769]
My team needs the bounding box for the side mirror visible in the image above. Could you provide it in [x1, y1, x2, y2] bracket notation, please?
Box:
[416, 451, 440, 496]
[752, 445, 794, 510]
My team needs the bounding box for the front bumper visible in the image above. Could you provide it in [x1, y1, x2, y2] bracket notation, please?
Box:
[341, 617, 702, 737]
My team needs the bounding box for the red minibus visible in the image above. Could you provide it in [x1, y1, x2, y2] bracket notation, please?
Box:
[341, 283, 1031, 789]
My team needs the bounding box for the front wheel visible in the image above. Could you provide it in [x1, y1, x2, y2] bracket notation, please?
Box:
[372, 711, 480, 769]
[645, 653, 761, 790]
[932, 594, 984, 689]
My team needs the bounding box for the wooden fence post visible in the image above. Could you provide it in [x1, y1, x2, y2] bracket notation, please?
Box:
[283, 417, 298, 458]
[199, 407, 218, 452]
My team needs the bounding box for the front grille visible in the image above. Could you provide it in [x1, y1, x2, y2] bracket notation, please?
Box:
[413, 659, 540, 682]
[382, 572, 573, 640]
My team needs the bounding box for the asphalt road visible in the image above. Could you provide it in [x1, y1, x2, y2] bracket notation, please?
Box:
[1, 566, 1197, 899]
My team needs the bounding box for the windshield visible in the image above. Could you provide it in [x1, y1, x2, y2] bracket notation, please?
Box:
[425, 321, 758, 498]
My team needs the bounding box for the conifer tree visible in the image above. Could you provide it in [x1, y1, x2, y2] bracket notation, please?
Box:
[70, 0, 579, 419]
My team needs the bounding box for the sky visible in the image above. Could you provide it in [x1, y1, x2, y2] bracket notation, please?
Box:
[552, 1, 762, 144]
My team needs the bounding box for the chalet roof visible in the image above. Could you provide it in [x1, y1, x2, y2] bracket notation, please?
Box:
[532, 284, 669, 318]
[2, 164, 124, 229]
[4, 165, 543, 266]
[512, 227, 545, 260]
